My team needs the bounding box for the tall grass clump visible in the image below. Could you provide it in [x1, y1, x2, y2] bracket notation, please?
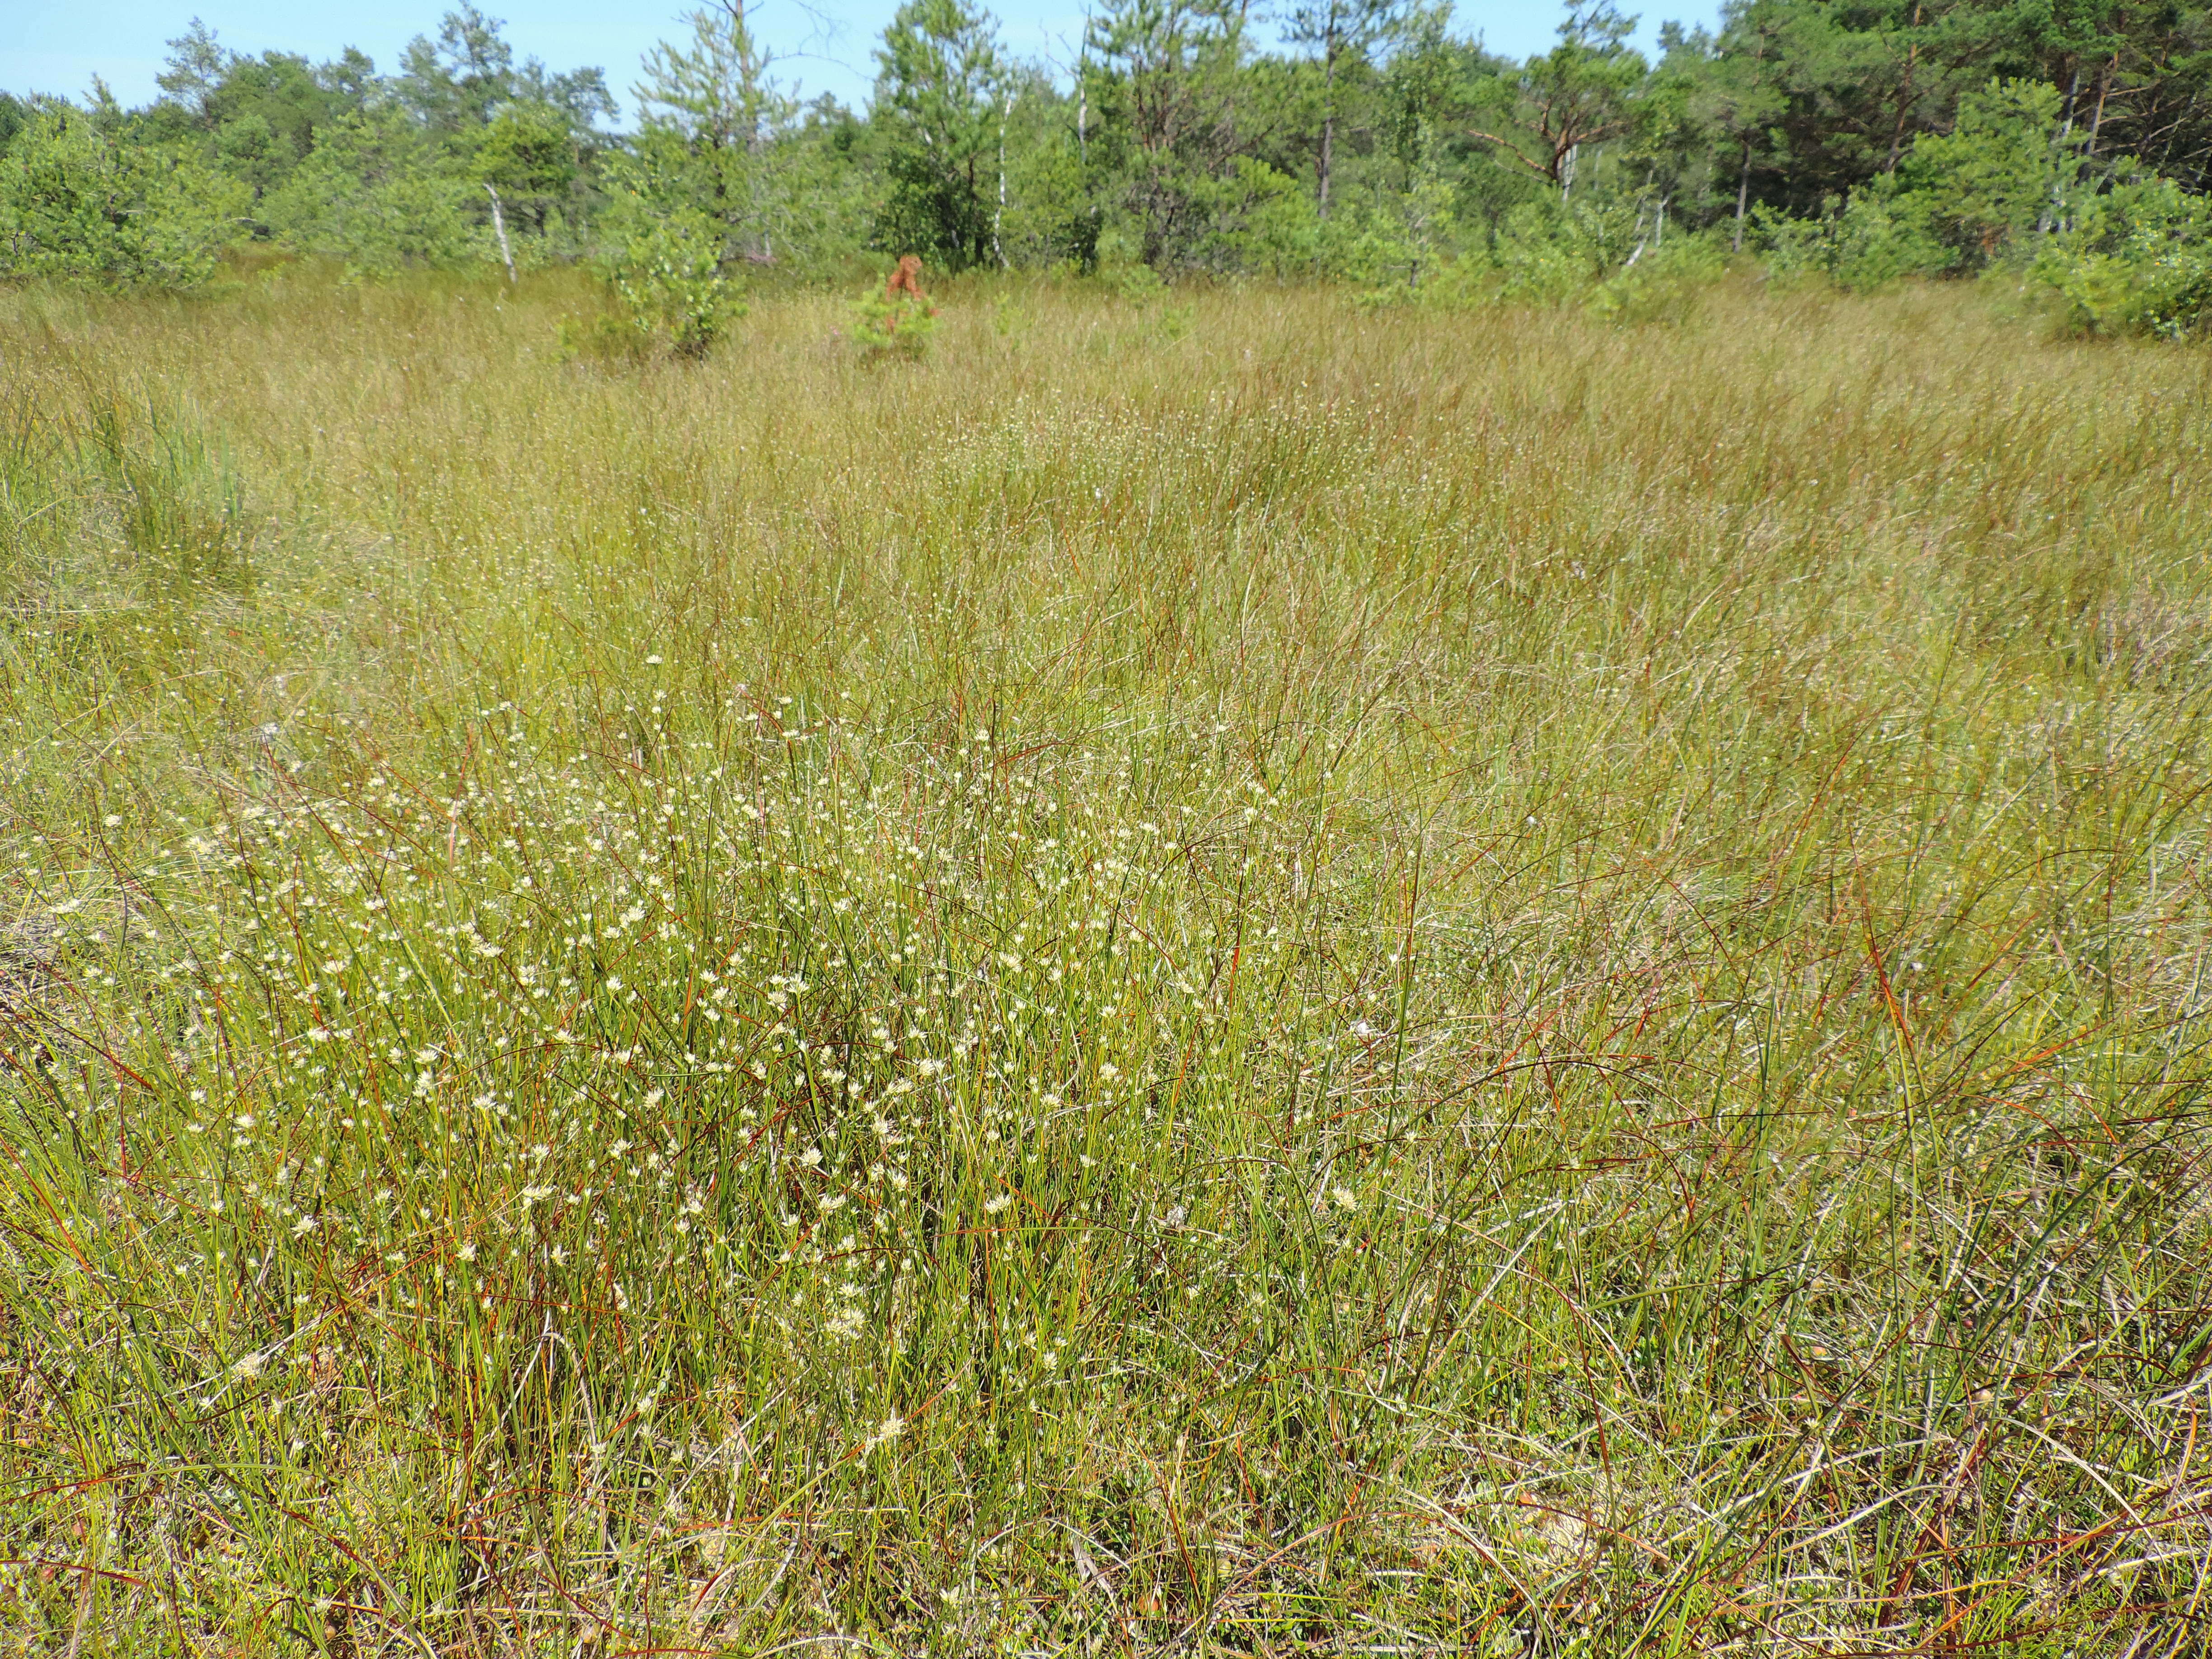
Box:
[0, 271, 2209, 1655]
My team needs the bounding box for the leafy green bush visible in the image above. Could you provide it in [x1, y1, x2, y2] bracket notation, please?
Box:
[2032, 171, 2212, 338]
[595, 140, 746, 360]
[1754, 188, 1949, 292]
[1587, 234, 1728, 323]
[1363, 195, 1713, 318]
[0, 108, 246, 290]
[607, 213, 742, 359]
[1748, 79, 2212, 337]
[1095, 258, 1164, 304]
[1333, 169, 1462, 305]
[259, 109, 474, 276]
[1760, 82, 2081, 291]
[1211, 158, 1322, 278]
[1489, 198, 1640, 305]
[1904, 84, 2077, 260]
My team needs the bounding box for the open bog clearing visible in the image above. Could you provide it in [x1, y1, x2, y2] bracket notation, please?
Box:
[1, 276, 2209, 1654]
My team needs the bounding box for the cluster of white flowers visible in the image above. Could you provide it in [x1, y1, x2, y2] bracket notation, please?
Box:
[9, 667, 1561, 1589]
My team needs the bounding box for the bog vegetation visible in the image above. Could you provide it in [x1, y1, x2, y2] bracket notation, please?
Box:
[2, 0, 2212, 342]
[1, 263, 2210, 1654]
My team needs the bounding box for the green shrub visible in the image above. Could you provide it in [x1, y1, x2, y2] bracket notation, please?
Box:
[605, 213, 741, 360]
[1897, 80, 2080, 268]
[1753, 83, 2081, 294]
[0, 108, 246, 290]
[1334, 168, 1462, 306]
[1212, 157, 1322, 279]
[259, 109, 474, 277]
[1490, 198, 1639, 305]
[1754, 187, 1950, 292]
[1587, 233, 1728, 323]
[2032, 171, 2212, 338]
[594, 140, 746, 360]
[1096, 258, 1165, 305]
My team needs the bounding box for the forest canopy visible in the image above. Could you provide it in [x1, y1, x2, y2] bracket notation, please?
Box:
[3, 0, 2209, 338]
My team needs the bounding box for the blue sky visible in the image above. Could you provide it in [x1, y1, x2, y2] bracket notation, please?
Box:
[4, 0, 1723, 116]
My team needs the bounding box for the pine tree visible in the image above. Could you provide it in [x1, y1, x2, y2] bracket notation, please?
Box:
[874, 0, 1009, 267]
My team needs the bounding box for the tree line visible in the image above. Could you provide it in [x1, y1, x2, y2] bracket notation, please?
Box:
[3, 0, 2208, 341]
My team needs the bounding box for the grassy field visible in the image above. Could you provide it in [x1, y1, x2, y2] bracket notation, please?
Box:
[1, 270, 2209, 1655]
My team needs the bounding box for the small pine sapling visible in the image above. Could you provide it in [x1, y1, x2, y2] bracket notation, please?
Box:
[852, 255, 940, 360]
[602, 209, 745, 360]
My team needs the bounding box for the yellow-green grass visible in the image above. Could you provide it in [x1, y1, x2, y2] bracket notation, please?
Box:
[1, 269, 2209, 1654]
